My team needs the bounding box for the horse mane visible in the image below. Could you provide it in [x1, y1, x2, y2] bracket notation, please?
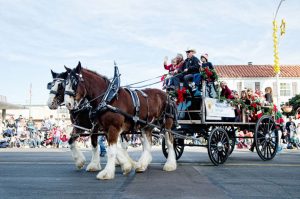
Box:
[83, 68, 111, 85]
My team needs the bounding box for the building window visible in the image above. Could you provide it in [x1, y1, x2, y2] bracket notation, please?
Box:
[280, 83, 291, 96]
[244, 82, 253, 90]
[236, 82, 242, 93]
[255, 82, 261, 92]
[292, 82, 298, 96]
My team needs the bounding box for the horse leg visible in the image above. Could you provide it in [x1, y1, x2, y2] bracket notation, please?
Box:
[163, 118, 177, 171]
[96, 126, 120, 180]
[135, 129, 153, 172]
[86, 134, 101, 172]
[68, 133, 86, 169]
[115, 136, 136, 175]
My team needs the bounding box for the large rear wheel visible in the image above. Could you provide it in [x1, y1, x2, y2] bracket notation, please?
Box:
[255, 115, 278, 161]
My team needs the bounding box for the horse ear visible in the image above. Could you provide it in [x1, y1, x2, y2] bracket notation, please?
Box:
[51, 70, 58, 78]
[64, 65, 71, 72]
[75, 61, 82, 73]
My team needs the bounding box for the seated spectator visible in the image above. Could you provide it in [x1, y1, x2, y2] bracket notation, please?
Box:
[237, 129, 253, 149]
[60, 133, 69, 148]
[220, 81, 234, 99]
[19, 130, 29, 147]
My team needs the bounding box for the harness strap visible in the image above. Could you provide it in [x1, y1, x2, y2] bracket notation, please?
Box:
[124, 88, 141, 127]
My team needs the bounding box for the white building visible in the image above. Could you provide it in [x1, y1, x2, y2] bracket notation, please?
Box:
[215, 64, 300, 106]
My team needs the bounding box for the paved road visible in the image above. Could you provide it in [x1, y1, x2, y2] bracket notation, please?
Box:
[0, 147, 300, 199]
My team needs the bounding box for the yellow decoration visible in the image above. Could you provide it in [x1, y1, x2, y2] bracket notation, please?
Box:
[280, 19, 286, 36]
[273, 20, 280, 74]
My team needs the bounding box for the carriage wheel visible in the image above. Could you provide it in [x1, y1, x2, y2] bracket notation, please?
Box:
[208, 127, 230, 166]
[162, 136, 184, 160]
[255, 115, 278, 161]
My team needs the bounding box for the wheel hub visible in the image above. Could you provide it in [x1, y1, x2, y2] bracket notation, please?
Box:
[217, 142, 224, 151]
[265, 133, 271, 142]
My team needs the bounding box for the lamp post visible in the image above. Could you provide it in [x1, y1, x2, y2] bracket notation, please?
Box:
[273, 0, 285, 107]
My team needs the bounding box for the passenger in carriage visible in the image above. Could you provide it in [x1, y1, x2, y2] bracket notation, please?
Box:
[163, 56, 177, 89]
[163, 54, 185, 90]
[264, 87, 273, 105]
[177, 48, 200, 96]
[220, 81, 234, 99]
[200, 53, 217, 98]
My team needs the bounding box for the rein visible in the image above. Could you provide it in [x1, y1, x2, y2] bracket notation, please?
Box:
[127, 71, 185, 89]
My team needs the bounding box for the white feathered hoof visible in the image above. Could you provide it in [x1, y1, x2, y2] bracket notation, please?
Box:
[86, 162, 101, 172]
[135, 165, 147, 173]
[74, 157, 86, 169]
[163, 161, 177, 172]
[135, 161, 150, 173]
[121, 162, 133, 175]
[96, 169, 115, 180]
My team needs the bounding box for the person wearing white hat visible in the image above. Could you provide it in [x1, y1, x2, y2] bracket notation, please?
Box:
[177, 47, 200, 96]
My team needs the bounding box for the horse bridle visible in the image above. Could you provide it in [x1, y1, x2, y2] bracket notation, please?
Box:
[64, 71, 84, 97]
[47, 78, 65, 96]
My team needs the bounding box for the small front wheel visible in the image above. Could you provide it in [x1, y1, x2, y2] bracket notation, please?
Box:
[208, 127, 230, 166]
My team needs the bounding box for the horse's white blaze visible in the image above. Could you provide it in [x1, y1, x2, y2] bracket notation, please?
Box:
[47, 82, 59, 109]
[86, 145, 101, 172]
[163, 132, 177, 171]
[96, 144, 117, 180]
[64, 81, 75, 110]
[70, 142, 86, 169]
[136, 132, 152, 172]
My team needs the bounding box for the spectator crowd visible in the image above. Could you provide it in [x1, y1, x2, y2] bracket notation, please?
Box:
[0, 114, 72, 148]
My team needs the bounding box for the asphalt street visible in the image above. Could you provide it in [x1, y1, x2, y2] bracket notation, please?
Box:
[0, 146, 300, 199]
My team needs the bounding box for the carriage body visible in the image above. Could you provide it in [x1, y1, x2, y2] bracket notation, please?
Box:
[162, 81, 280, 165]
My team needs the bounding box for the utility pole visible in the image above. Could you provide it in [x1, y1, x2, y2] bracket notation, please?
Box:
[273, 0, 285, 107]
[29, 83, 32, 117]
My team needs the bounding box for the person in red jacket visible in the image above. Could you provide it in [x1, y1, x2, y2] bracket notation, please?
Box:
[220, 81, 234, 99]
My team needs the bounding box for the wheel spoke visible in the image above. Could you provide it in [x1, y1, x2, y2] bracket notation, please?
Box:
[258, 130, 265, 136]
[257, 136, 265, 140]
[269, 142, 276, 151]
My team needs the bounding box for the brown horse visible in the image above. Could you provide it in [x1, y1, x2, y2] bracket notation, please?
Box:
[64, 62, 177, 180]
[47, 68, 102, 172]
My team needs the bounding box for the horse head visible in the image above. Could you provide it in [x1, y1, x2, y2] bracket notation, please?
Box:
[64, 62, 86, 110]
[64, 61, 111, 110]
[47, 66, 71, 109]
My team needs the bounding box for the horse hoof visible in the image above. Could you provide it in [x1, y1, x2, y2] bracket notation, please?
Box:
[163, 162, 177, 171]
[96, 170, 115, 180]
[75, 159, 85, 169]
[135, 167, 147, 173]
[86, 163, 101, 172]
[121, 163, 132, 175]
[135, 162, 148, 173]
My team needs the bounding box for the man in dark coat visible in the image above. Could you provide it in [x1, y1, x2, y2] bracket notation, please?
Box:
[175, 48, 200, 96]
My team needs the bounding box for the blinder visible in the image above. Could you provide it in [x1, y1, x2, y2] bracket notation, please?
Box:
[47, 82, 53, 90]
[64, 72, 83, 97]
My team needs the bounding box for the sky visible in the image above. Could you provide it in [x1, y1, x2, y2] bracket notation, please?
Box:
[0, 0, 299, 105]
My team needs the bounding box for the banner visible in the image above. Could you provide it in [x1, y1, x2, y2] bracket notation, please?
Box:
[205, 98, 235, 118]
